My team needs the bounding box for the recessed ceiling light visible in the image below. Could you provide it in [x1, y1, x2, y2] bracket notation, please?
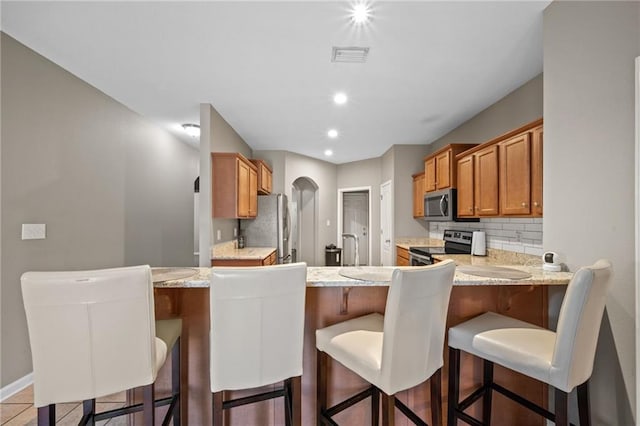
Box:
[333, 93, 348, 105]
[327, 129, 339, 139]
[324, 149, 333, 157]
[351, 3, 371, 24]
[182, 123, 200, 138]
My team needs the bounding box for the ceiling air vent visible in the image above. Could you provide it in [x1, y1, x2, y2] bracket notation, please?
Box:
[331, 46, 369, 63]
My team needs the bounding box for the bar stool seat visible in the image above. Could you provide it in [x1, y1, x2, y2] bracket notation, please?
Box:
[449, 312, 556, 385]
[447, 259, 613, 426]
[317, 260, 456, 426]
[21, 265, 182, 426]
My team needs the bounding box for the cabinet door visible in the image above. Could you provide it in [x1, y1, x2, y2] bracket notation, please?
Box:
[412, 173, 425, 218]
[424, 157, 436, 192]
[531, 126, 543, 216]
[499, 133, 531, 215]
[249, 167, 258, 217]
[237, 159, 250, 217]
[474, 146, 499, 216]
[435, 150, 451, 190]
[266, 168, 273, 194]
[457, 155, 475, 217]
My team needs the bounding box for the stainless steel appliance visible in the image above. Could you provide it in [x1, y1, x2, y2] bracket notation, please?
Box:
[241, 194, 291, 263]
[423, 188, 456, 221]
[408, 229, 474, 265]
[423, 189, 478, 222]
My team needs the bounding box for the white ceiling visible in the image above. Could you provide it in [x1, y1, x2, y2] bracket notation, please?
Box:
[1, 1, 549, 164]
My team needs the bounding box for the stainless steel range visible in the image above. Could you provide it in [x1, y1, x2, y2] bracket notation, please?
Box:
[408, 229, 473, 266]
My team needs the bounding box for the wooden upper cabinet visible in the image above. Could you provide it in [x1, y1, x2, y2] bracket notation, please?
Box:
[249, 166, 258, 217]
[212, 152, 258, 219]
[250, 159, 273, 195]
[499, 133, 531, 215]
[456, 155, 474, 217]
[424, 144, 476, 193]
[435, 150, 451, 190]
[474, 145, 500, 216]
[531, 125, 543, 216]
[412, 172, 425, 218]
[424, 157, 436, 192]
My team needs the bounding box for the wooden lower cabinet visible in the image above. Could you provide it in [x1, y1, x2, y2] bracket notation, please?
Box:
[211, 250, 276, 266]
[396, 246, 410, 266]
[151, 284, 552, 425]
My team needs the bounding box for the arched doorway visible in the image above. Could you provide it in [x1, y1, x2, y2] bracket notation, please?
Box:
[291, 177, 318, 266]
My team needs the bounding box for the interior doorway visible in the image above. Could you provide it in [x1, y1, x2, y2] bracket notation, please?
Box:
[338, 187, 371, 266]
[291, 177, 318, 266]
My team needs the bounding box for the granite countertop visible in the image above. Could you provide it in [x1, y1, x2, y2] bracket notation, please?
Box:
[395, 237, 443, 250]
[153, 263, 572, 289]
[211, 240, 276, 260]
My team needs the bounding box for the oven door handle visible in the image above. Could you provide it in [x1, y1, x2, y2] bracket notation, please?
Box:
[409, 252, 432, 264]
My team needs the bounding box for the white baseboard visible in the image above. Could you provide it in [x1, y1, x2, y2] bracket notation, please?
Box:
[0, 372, 33, 402]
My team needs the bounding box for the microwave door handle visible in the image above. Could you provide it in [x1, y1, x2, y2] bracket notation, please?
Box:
[439, 195, 446, 217]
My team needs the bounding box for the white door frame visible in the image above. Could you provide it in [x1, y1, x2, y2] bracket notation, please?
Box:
[634, 56, 640, 425]
[337, 186, 372, 266]
[380, 180, 393, 267]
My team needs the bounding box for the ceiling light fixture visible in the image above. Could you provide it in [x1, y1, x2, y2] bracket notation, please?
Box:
[351, 3, 371, 24]
[182, 123, 200, 138]
[327, 129, 339, 139]
[324, 149, 333, 157]
[333, 92, 348, 105]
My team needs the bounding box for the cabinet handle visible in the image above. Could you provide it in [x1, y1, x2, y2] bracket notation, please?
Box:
[521, 202, 528, 207]
[533, 201, 539, 207]
[469, 207, 473, 212]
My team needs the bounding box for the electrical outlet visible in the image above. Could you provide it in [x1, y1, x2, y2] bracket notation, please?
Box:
[22, 224, 46, 240]
[234, 228, 237, 237]
[216, 229, 221, 241]
[326, 219, 330, 227]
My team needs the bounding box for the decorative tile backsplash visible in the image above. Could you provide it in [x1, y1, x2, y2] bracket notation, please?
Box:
[428, 218, 543, 256]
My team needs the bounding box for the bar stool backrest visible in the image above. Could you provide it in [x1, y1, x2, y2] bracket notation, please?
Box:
[380, 260, 456, 395]
[210, 262, 307, 392]
[551, 259, 613, 392]
[21, 265, 159, 407]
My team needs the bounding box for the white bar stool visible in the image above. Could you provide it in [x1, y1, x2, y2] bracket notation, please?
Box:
[21, 265, 182, 426]
[316, 260, 456, 426]
[447, 259, 613, 426]
[210, 262, 307, 426]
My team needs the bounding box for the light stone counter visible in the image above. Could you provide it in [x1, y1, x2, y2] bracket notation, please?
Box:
[395, 237, 443, 250]
[211, 240, 276, 260]
[152, 264, 571, 288]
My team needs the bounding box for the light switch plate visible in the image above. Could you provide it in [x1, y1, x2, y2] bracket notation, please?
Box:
[22, 224, 46, 240]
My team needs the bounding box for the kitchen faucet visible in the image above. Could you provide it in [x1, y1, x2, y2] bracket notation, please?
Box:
[341, 233, 359, 267]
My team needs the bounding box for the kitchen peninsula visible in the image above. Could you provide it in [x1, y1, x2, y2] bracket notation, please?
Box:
[153, 264, 571, 425]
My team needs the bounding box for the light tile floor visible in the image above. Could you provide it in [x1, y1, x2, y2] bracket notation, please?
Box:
[0, 385, 127, 425]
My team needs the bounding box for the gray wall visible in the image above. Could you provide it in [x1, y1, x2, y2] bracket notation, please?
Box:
[207, 105, 253, 245]
[428, 73, 543, 153]
[392, 145, 431, 238]
[284, 152, 337, 266]
[1, 34, 198, 386]
[544, 2, 639, 424]
[337, 157, 382, 265]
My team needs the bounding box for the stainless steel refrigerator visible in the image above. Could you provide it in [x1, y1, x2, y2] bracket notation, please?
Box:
[241, 194, 291, 263]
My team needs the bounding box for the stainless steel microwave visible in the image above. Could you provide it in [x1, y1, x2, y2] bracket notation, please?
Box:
[424, 188, 456, 221]
[423, 188, 478, 222]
